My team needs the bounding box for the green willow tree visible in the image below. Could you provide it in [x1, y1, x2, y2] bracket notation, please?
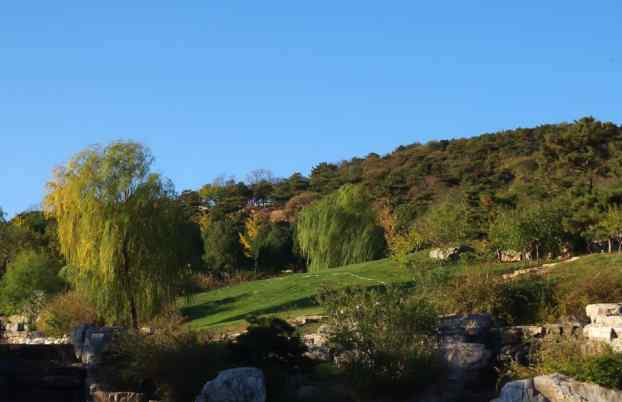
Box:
[296, 184, 386, 271]
[44, 142, 194, 328]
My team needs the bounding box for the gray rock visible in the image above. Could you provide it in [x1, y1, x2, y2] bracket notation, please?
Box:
[492, 378, 548, 402]
[429, 245, 473, 261]
[534, 373, 622, 402]
[195, 367, 266, 402]
[72, 324, 116, 365]
[442, 342, 492, 373]
[493, 374, 622, 402]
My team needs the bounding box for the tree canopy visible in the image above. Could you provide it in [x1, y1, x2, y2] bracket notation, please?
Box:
[44, 141, 196, 327]
[296, 184, 386, 271]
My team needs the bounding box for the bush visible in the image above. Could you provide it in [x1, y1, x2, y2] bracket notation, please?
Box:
[0, 250, 65, 321]
[230, 317, 312, 402]
[230, 316, 311, 370]
[554, 269, 622, 322]
[437, 268, 556, 325]
[319, 286, 441, 398]
[100, 329, 231, 402]
[507, 336, 622, 390]
[37, 291, 99, 336]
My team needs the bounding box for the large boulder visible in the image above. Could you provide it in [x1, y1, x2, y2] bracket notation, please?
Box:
[493, 374, 622, 402]
[71, 324, 117, 365]
[195, 367, 266, 402]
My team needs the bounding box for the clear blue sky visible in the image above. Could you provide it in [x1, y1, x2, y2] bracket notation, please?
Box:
[1, 1, 621, 218]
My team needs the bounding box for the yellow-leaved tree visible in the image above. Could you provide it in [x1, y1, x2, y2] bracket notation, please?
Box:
[44, 141, 195, 328]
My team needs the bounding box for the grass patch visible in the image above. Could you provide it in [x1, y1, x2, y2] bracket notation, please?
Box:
[179, 253, 528, 332]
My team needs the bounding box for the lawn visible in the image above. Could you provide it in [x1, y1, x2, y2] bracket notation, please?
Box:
[179, 254, 530, 333]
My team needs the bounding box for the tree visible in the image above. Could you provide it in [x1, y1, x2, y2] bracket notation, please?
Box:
[296, 184, 386, 271]
[596, 207, 622, 253]
[239, 210, 264, 273]
[203, 213, 248, 274]
[415, 198, 475, 247]
[44, 141, 194, 328]
[489, 203, 565, 260]
[0, 250, 65, 322]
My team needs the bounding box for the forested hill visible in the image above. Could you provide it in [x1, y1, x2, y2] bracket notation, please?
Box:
[308, 117, 621, 208]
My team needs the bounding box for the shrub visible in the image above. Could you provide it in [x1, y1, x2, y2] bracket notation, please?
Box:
[507, 336, 622, 390]
[100, 329, 231, 402]
[37, 291, 99, 336]
[230, 316, 311, 370]
[554, 269, 622, 322]
[437, 268, 556, 325]
[0, 250, 65, 322]
[319, 286, 441, 398]
[229, 316, 312, 402]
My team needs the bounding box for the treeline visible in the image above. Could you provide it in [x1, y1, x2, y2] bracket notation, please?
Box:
[2, 116, 622, 327]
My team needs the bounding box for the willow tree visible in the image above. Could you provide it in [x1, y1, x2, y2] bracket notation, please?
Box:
[44, 142, 193, 328]
[296, 184, 386, 271]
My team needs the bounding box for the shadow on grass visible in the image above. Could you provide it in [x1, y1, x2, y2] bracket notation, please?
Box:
[180, 293, 250, 320]
[207, 295, 320, 327]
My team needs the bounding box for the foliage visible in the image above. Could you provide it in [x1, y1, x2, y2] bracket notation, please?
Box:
[489, 203, 565, 259]
[230, 316, 310, 370]
[296, 184, 386, 271]
[593, 206, 622, 252]
[100, 329, 231, 402]
[202, 212, 249, 273]
[415, 198, 476, 246]
[44, 141, 196, 328]
[319, 286, 440, 397]
[376, 201, 425, 268]
[0, 250, 65, 321]
[37, 290, 99, 337]
[509, 337, 622, 390]
[436, 267, 555, 325]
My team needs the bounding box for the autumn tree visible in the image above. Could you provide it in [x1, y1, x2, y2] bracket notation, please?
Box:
[239, 210, 265, 273]
[44, 141, 195, 328]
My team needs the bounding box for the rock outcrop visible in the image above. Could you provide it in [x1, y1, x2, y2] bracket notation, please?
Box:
[194, 367, 266, 402]
[583, 303, 622, 352]
[429, 245, 473, 261]
[493, 373, 622, 402]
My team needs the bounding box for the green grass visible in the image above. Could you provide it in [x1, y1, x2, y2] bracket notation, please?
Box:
[179, 254, 528, 332]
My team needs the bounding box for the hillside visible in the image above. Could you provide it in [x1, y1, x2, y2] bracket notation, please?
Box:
[180, 253, 622, 333]
[180, 255, 527, 332]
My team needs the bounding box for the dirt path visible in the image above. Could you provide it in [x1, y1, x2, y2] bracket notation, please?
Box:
[502, 256, 581, 281]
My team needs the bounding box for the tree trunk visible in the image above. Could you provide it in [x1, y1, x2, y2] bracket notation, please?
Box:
[122, 237, 139, 330]
[609, 239, 613, 254]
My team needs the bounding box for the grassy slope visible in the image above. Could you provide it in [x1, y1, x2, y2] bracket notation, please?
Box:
[180, 258, 406, 332]
[180, 253, 622, 333]
[179, 255, 526, 332]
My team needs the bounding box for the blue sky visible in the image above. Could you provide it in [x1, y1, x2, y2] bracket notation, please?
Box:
[1, 1, 621, 217]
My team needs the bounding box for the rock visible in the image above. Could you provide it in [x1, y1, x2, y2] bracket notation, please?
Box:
[534, 373, 622, 401]
[93, 391, 147, 402]
[500, 250, 523, 263]
[493, 374, 622, 402]
[72, 324, 116, 365]
[439, 313, 493, 340]
[442, 342, 492, 373]
[195, 367, 266, 402]
[583, 324, 615, 342]
[492, 378, 548, 402]
[586, 303, 622, 321]
[429, 247, 463, 261]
